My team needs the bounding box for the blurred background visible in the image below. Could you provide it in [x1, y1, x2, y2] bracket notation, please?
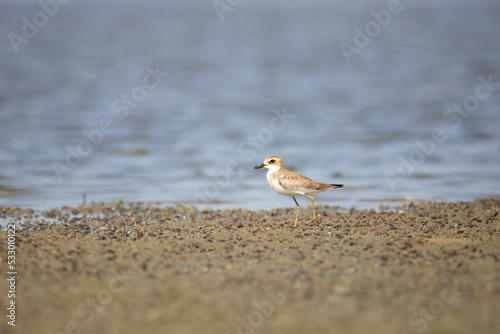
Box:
[1, 0, 499, 210]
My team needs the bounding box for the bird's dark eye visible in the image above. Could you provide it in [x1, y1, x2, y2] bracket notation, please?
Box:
[269, 159, 275, 163]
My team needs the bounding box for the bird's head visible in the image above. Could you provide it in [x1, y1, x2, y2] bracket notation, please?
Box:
[254, 156, 284, 172]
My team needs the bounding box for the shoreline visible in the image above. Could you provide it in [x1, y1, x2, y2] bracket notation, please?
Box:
[1, 199, 499, 333]
[2, 188, 500, 214]
[2, 195, 499, 223]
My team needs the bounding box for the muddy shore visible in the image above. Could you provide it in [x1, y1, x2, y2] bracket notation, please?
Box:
[1, 199, 499, 334]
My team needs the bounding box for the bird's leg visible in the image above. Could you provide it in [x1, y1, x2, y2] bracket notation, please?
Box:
[305, 195, 316, 220]
[292, 197, 301, 227]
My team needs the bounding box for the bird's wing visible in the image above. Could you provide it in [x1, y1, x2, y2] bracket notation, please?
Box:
[277, 171, 321, 190]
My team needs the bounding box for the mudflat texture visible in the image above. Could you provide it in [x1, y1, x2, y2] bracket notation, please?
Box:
[1, 199, 499, 334]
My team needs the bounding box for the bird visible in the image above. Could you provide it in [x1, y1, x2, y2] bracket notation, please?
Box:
[254, 155, 343, 227]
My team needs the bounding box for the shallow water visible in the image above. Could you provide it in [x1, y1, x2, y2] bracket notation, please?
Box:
[1, 0, 499, 210]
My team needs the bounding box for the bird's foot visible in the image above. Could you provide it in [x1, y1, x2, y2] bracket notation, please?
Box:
[311, 216, 322, 226]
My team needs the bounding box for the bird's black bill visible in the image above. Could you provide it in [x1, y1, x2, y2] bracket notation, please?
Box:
[254, 163, 265, 169]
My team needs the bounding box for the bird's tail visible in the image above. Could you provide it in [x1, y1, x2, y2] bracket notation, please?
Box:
[317, 183, 343, 190]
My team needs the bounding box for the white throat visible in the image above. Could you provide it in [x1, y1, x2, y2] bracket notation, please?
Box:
[265, 165, 281, 174]
[266, 166, 281, 176]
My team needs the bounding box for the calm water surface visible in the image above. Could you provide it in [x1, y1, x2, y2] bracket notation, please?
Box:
[1, 0, 499, 211]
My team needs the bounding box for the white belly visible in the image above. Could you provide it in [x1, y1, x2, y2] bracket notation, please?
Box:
[267, 172, 307, 197]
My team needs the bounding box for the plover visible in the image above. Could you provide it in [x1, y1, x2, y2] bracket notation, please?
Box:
[254, 155, 343, 227]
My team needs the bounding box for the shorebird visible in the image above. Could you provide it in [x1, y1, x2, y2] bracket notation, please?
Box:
[254, 155, 343, 227]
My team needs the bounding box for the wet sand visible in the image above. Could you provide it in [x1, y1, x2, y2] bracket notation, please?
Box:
[1, 199, 499, 334]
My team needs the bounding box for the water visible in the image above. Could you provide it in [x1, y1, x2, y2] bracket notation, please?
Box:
[1, 0, 499, 211]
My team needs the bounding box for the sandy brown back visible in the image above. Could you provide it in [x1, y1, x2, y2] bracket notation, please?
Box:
[277, 169, 342, 190]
